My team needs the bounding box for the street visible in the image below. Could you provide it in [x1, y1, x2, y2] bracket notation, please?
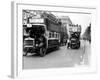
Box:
[23, 40, 91, 69]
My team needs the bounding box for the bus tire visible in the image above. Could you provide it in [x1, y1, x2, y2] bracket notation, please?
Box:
[77, 43, 80, 49]
[39, 47, 47, 57]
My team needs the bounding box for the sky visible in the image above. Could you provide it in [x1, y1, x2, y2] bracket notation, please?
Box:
[51, 12, 91, 35]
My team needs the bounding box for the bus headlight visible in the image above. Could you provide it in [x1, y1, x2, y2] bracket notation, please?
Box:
[36, 44, 39, 47]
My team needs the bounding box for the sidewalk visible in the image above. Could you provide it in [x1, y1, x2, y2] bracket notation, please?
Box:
[80, 40, 91, 65]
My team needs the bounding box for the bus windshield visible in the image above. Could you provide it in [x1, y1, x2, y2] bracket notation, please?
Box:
[30, 25, 45, 37]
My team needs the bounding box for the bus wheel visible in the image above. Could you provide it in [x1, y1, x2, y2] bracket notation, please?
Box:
[39, 47, 46, 57]
[56, 45, 59, 50]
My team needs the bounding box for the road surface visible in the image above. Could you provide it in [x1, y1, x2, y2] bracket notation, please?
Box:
[23, 40, 91, 69]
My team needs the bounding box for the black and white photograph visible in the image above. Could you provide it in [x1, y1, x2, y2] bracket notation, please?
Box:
[10, 2, 97, 78]
[22, 9, 91, 69]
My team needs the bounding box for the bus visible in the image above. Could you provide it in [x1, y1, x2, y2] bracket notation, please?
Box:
[23, 12, 61, 57]
[67, 24, 81, 49]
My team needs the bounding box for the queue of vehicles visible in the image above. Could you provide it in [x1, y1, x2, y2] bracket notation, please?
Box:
[23, 11, 81, 57]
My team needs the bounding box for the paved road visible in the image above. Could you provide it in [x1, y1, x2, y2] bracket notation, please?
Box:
[23, 40, 91, 69]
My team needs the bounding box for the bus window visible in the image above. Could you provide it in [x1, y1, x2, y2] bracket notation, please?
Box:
[56, 33, 58, 38]
[54, 32, 57, 38]
[54, 32, 56, 38]
[55, 33, 57, 38]
[58, 34, 59, 39]
[49, 32, 52, 38]
[52, 32, 54, 38]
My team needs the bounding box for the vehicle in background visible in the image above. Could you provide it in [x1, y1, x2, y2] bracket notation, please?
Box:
[67, 24, 81, 49]
[60, 32, 68, 46]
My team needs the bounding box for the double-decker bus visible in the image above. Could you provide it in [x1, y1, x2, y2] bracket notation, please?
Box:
[23, 12, 61, 57]
[67, 24, 81, 49]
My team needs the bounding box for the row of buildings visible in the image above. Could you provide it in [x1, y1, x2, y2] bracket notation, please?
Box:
[82, 23, 91, 42]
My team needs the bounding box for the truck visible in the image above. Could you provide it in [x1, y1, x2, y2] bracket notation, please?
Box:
[67, 24, 81, 49]
[23, 11, 62, 57]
